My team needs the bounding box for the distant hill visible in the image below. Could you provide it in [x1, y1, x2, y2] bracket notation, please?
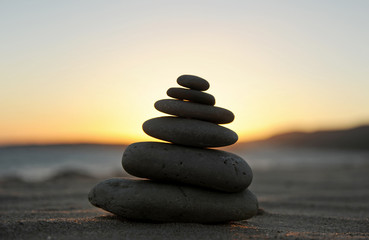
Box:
[239, 125, 369, 150]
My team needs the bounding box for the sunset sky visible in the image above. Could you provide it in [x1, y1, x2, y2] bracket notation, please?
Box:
[1, 1, 369, 146]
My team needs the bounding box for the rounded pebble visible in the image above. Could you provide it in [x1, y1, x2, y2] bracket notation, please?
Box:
[177, 75, 209, 91]
[142, 117, 238, 147]
[88, 178, 258, 223]
[167, 87, 216, 105]
[155, 99, 234, 124]
[122, 142, 253, 192]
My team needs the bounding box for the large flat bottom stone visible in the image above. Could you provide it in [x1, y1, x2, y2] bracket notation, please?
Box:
[88, 178, 258, 223]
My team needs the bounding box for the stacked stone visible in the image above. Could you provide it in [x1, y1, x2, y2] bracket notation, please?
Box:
[88, 75, 258, 223]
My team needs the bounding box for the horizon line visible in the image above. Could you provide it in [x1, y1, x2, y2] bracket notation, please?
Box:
[1, 123, 367, 148]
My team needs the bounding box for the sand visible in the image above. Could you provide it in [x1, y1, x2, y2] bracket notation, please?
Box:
[1, 165, 368, 240]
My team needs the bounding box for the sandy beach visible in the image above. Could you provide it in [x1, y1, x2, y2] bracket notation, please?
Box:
[1, 164, 368, 240]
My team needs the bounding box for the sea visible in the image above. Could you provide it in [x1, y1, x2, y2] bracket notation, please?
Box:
[0, 144, 368, 181]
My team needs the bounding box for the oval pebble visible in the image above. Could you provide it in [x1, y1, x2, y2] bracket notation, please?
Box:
[122, 142, 253, 192]
[177, 75, 209, 91]
[167, 87, 216, 105]
[142, 117, 238, 147]
[88, 178, 258, 223]
[155, 99, 234, 124]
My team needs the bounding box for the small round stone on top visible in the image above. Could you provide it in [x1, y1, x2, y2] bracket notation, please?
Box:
[177, 75, 210, 91]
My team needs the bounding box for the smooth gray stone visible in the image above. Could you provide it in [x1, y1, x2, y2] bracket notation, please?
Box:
[155, 99, 234, 124]
[177, 75, 210, 91]
[167, 87, 216, 105]
[142, 117, 238, 147]
[122, 142, 253, 192]
[88, 178, 258, 223]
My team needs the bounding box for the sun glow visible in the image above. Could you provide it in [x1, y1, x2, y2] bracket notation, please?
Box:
[1, 1, 368, 146]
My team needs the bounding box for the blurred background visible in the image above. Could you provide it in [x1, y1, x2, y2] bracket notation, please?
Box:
[1, 0, 368, 181]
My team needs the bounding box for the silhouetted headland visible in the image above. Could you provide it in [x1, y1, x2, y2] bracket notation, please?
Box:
[238, 125, 369, 150]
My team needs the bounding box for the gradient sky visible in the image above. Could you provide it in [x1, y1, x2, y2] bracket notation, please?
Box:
[1, 1, 369, 145]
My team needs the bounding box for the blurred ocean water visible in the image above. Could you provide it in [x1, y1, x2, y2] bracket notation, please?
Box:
[0, 145, 125, 181]
[0, 144, 368, 181]
[239, 147, 369, 170]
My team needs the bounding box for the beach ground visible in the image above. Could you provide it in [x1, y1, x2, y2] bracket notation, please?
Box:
[1, 166, 368, 240]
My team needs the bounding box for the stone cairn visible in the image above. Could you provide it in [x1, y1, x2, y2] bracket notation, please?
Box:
[89, 75, 258, 223]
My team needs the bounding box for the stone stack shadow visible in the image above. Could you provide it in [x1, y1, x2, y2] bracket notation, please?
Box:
[88, 75, 258, 223]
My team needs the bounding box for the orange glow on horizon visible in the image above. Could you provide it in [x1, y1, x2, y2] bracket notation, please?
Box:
[1, 117, 367, 147]
[1, 2, 368, 146]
